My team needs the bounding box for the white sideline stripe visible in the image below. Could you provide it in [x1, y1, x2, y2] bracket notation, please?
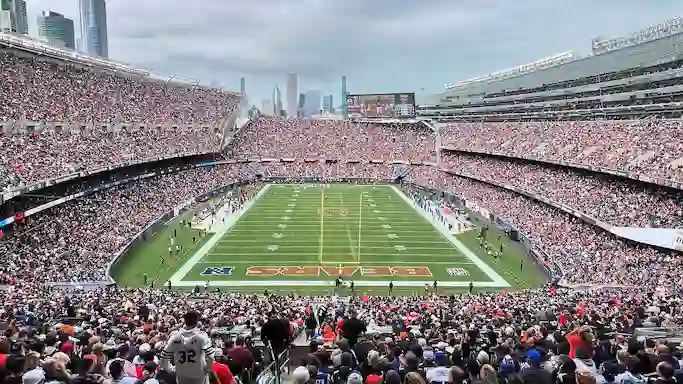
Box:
[213, 239, 455, 243]
[270, 185, 380, 188]
[226, 229, 441, 232]
[205, 253, 469, 259]
[318, 186, 325, 264]
[219, 233, 444, 237]
[227, 225, 437, 228]
[169, 184, 272, 285]
[251, 209, 411, 212]
[237, 220, 428, 224]
[211, 245, 460, 250]
[196, 260, 475, 265]
[171, 280, 501, 287]
[389, 185, 510, 288]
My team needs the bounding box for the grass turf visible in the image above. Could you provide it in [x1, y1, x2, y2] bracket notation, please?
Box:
[113, 183, 548, 295]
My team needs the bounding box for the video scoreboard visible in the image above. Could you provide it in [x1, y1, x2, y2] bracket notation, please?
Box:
[346, 93, 416, 118]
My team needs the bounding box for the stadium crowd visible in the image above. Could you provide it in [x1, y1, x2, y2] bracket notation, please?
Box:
[441, 152, 683, 229]
[412, 167, 680, 289]
[0, 165, 253, 285]
[0, 51, 242, 192]
[229, 117, 435, 162]
[2, 282, 683, 384]
[440, 120, 683, 184]
[2, 43, 683, 383]
[0, 158, 682, 383]
[0, 52, 241, 124]
[0, 127, 224, 192]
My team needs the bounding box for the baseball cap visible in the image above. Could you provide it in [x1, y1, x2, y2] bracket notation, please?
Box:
[292, 366, 310, 384]
[500, 355, 516, 374]
[22, 368, 45, 384]
[423, 349, 435, 362]
[526, 349, 541, 363]
[347, 372, 363, 384]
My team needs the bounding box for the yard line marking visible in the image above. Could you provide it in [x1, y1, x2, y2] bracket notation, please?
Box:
[207, 249, 467, 258]
[210, 245, 461, 250]
[214, 238, 448, 243]
[319, 184, 325, 264]
[235, 220, 428, 224]
[339, 191, 359, 264]
[196, 260, 476, 265]
[357, 190, 363, 264]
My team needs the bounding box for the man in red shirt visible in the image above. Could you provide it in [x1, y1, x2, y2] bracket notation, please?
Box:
[227, 337, 254, 378]
[212, 350, 236, 384]
[0, 337, 8, 370]
[567, 325, 594, 359]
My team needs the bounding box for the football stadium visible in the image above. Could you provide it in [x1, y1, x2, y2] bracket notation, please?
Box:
[2, 4, 683, 384]
[113, 182, 543, 294]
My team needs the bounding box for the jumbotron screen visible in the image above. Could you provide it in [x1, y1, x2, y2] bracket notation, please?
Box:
[346, 93, 416, 118]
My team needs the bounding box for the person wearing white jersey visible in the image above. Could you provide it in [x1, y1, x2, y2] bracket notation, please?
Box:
[161, 310, 215, 384]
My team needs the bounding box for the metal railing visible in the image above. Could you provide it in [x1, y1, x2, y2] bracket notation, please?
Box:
[255, 348, 291, 384]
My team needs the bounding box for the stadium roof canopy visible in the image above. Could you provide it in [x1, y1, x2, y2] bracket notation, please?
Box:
[432, 17, 683, 105]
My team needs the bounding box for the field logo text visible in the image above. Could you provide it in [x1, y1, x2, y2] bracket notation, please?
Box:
[245, 266, 432, 277]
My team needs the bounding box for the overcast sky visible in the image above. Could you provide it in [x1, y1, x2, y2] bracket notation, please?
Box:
[26, 0, 683, 106]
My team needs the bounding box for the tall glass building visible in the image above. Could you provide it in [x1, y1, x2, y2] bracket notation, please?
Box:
[0, 0, 28, 34]
[79, 0, 108, 57]
[304, 90, 321, 117]
[322, 95, 332, 114]
[38, 11, 75, 49]
[286, 73, 298, 118]
[272, 86, 283, 117]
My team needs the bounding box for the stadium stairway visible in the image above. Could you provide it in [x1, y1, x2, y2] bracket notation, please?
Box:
[392, 166, 411, 180]
[246, 163, 265, 178]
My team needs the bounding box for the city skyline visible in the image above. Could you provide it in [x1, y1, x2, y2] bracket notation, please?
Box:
[2, 0, 108, 57]
[11, 0, 683, 103]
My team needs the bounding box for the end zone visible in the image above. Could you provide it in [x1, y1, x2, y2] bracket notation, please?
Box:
[168, 184, 272, 286]
[390, 185, 510, 287]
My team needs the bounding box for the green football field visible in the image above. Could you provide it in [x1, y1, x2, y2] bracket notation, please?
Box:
[114, 183, 548, 295]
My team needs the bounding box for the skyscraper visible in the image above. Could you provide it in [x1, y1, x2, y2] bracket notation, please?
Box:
[79, 0, 108, 57]
[341, 76, 348, 119]
[297, 93, 306, 117]
[304, 90, 321, 117]
[285, 73, 298, 118]
[0, 0, 28, 34]
[261, 99, 273, 116]
[272, 86, 283, 117]
[322, 95, 332, 114]
[38, 11, 76, 49]
[239, 77, 246, 94]
[239, 77, 247, 116]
